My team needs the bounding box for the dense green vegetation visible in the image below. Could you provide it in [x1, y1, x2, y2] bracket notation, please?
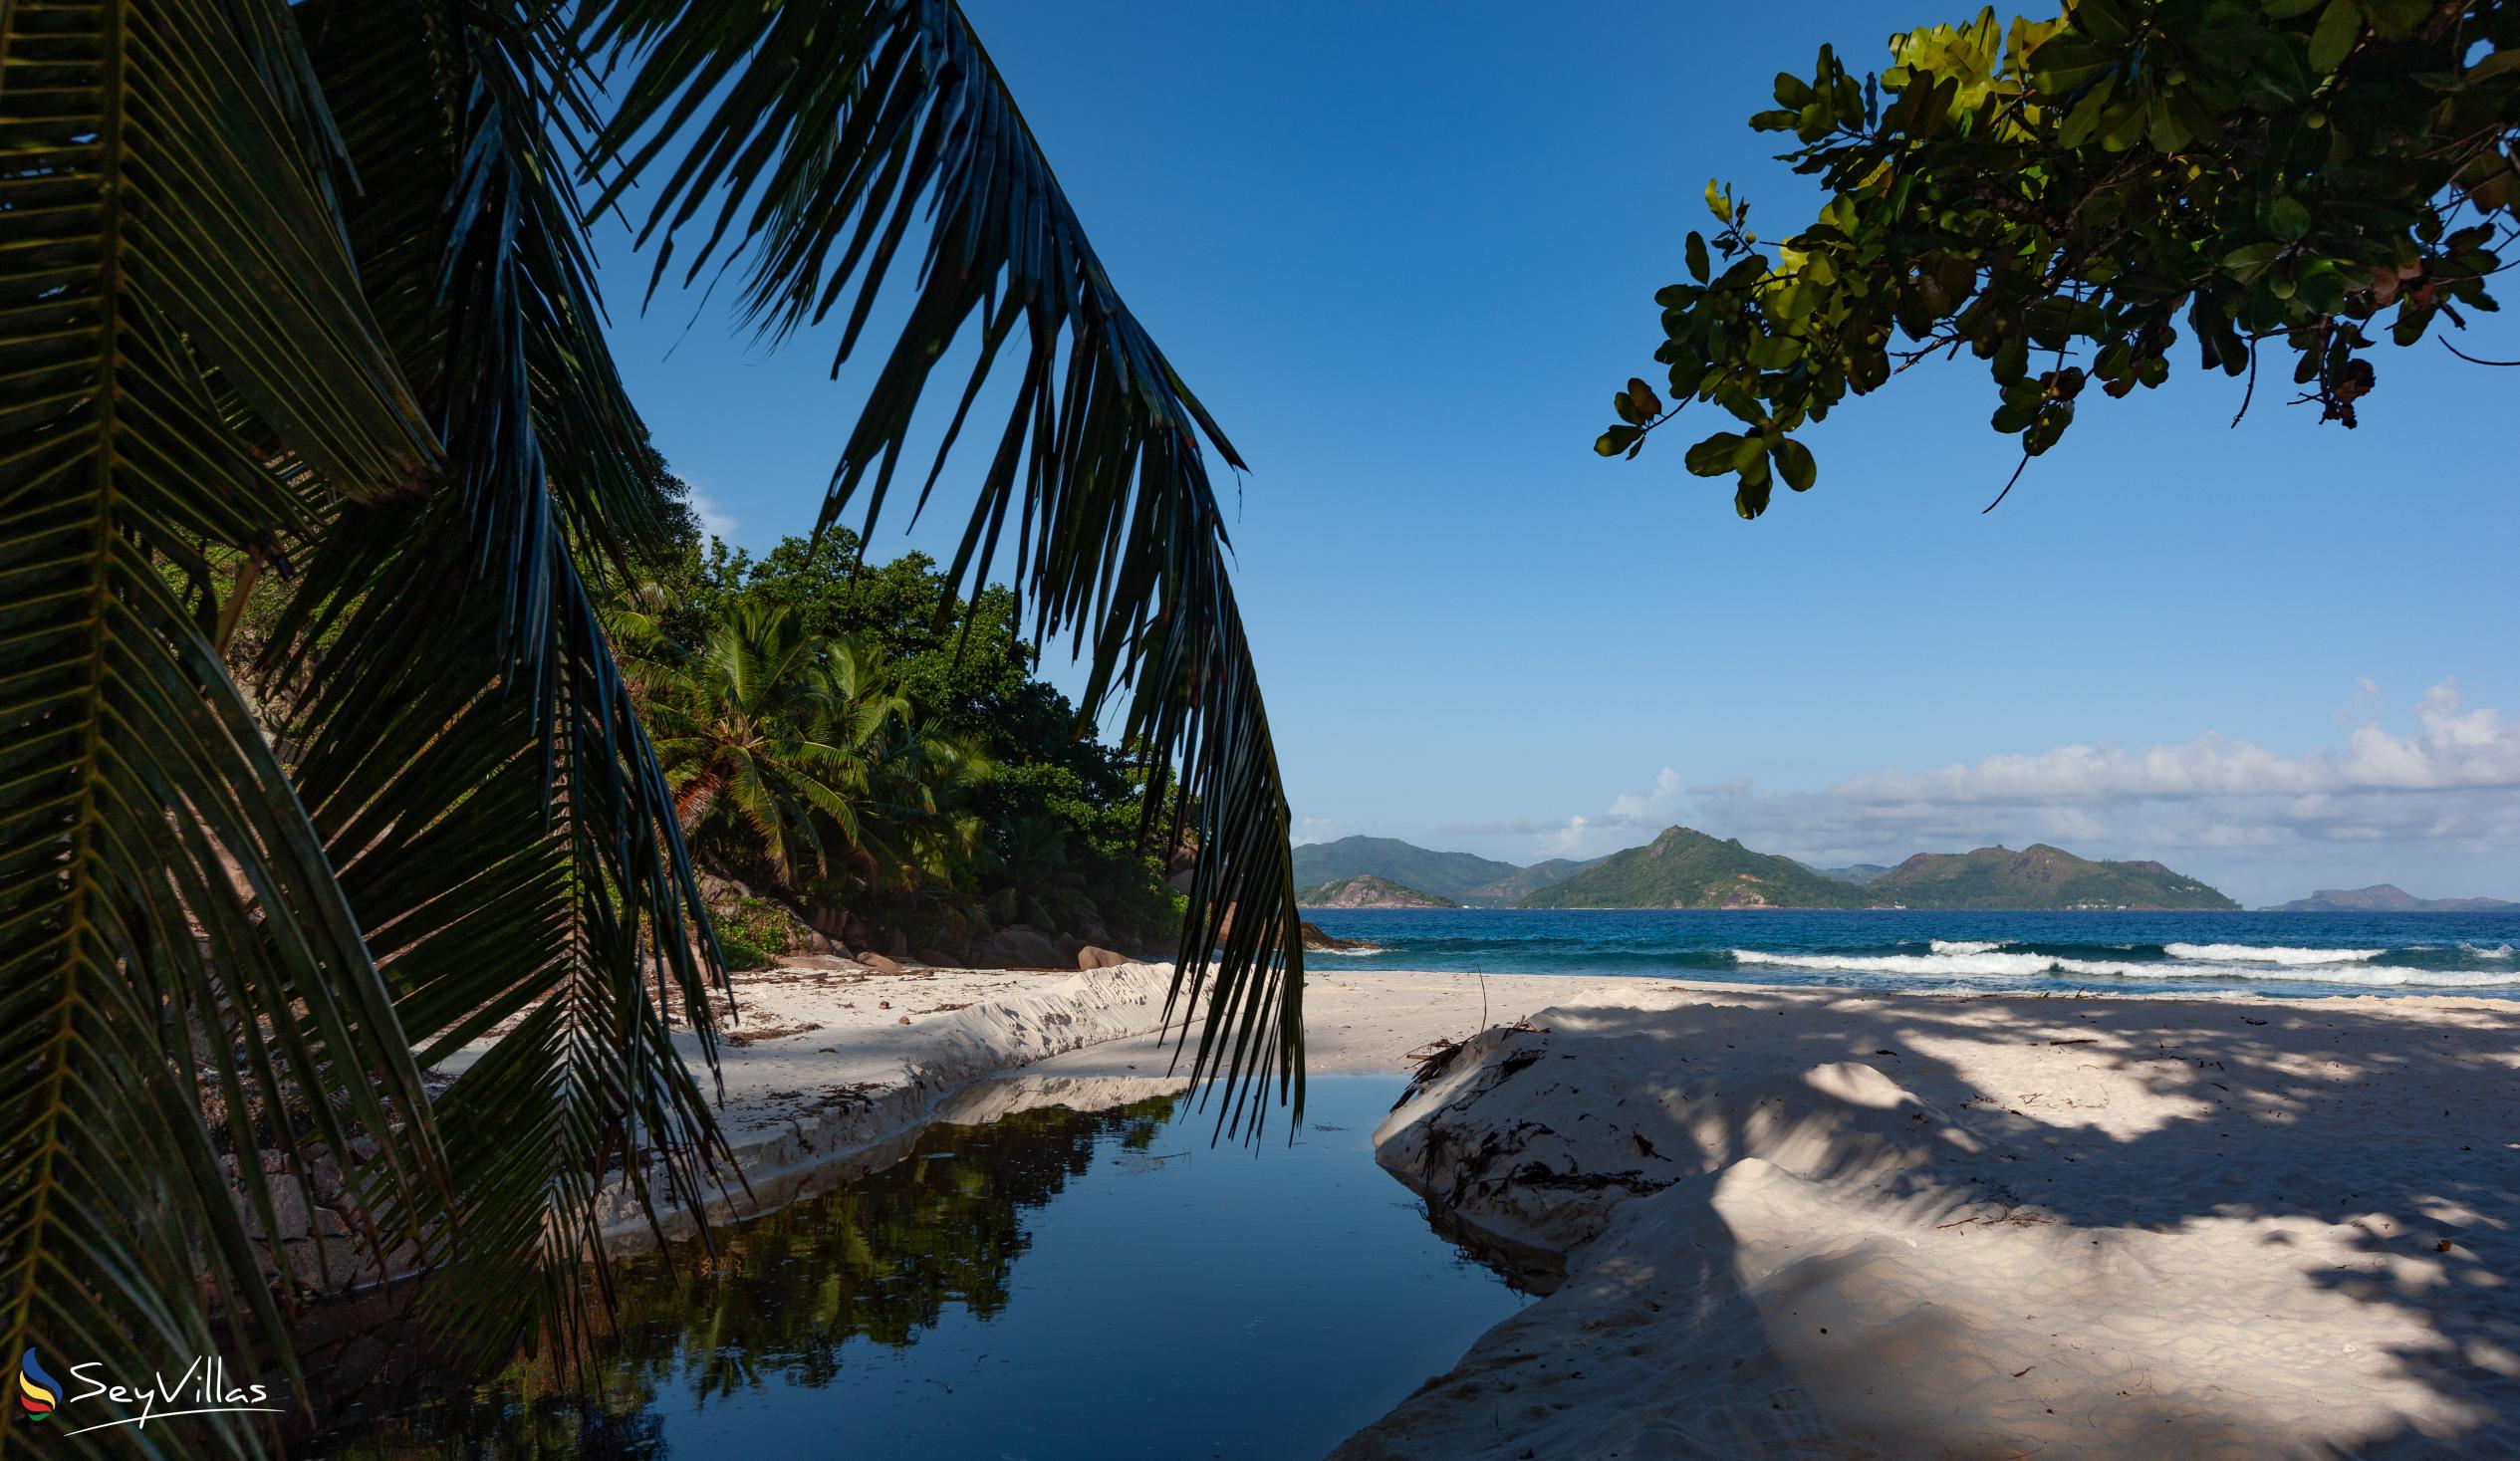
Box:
[1519, 828, 1878, 909]
[1867, 844, 2240, 909]
[1599, 1, 2517, 517]
[624, 526, 1186, 962]
[1296, 875, 1460, 908]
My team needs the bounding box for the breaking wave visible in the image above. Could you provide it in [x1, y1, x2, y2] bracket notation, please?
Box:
[2161, 942, 2383, 965]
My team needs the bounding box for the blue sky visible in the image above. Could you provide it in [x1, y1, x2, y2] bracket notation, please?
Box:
[589, 2, 2520, 907]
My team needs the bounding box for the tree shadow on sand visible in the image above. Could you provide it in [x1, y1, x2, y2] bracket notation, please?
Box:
[1351, 988, 2519, 1459]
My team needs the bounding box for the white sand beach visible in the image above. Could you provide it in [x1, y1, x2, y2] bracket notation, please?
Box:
[1336, 978, 2520, 1459]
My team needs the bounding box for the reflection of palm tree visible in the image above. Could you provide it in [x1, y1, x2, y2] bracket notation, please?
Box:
[297, 1097, 1178, 1455]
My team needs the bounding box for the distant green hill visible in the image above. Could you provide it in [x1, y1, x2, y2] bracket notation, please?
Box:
[1868, 845, 2238, 910]
[1296, 874, 1457, 908]
[1518, 828, 1874, 909]
[1803, 861, 1894, 887]
[1290, 837, 1526, 902]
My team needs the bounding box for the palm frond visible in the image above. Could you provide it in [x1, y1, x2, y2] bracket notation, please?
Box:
[0, 0, 444, 1445]
[276, 0, 734, 1360]
[585, 0, 1306, 1130]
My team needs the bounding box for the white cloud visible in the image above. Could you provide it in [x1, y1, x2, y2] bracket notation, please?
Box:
[1475, 680, 2520, 902]
[688, 486, 740, 548]
[1823, 681, 2520, 807]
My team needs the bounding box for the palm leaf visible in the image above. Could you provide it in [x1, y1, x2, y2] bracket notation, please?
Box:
[0, 0, 444, 1448]
[585, 0, 1306, 1131]
[276, 0, 735, 1360]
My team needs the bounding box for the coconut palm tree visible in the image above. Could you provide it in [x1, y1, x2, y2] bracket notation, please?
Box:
[640, 603, 899, 881]
[0, 0, 1302, 1450]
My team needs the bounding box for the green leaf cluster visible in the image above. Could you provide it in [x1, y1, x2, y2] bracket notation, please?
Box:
[1605, 1, 2519, 512]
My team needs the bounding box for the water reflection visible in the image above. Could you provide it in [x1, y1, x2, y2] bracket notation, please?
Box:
[303, 1096, 1179, 1458]
[297, 1079, 1522, 1460]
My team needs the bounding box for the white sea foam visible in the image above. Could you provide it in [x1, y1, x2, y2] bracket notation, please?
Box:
[1731, 948, 2150, 979]
[2467, 943, 2516, 960]
[1313, 944, 1385, 957]
[2161, 943, 2384, 965]
[1929, 940, 2010, 956]
[2157, 958, 2490, 986]
[1728, 947, 2513, 989]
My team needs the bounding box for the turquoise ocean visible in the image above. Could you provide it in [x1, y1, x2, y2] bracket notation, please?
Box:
[1296, 908, 2520, 998]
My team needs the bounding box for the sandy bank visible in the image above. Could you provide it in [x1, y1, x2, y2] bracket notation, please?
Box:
[416, 959, 1188, 1256]
[1333, 979, 2520, 1460]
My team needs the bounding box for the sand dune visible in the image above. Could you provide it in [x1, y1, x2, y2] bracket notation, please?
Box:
[1338, 983, 2520, 1459]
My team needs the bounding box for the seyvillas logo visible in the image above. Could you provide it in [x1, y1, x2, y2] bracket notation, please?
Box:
[18, 1348, 59, 1421]
[13, 1346, 285, 1437]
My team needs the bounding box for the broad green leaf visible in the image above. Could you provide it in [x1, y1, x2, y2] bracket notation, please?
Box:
[2027, 36, 2115, 91]
[1772, 436, 1817, 490]
[2308, 0, 2362, 73]
[1684, 431, 1748, 476]
[2223, 240, 2287, 280]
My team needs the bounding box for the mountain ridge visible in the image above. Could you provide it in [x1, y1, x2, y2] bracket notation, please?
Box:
[1295, 831, 2241, 911]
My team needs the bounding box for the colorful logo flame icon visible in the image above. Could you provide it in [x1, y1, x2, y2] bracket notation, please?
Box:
[18, 1347, 60, 1422]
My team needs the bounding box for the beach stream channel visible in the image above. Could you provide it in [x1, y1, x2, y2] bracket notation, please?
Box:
[290, 1075, 1526, 1459]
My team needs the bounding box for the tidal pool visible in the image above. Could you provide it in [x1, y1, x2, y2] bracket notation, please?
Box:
[299, 1075, 1524, 1459]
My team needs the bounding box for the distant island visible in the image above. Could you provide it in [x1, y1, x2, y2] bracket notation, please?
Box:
[1296, 874, 1458, 909]
[1289, 837, 1600, 905]
[2262, 884, 2517, 912]
[1299, 828, 2239, 911]
[1524, 828, 1871, 909]
[1861, 843, 2237, 911]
